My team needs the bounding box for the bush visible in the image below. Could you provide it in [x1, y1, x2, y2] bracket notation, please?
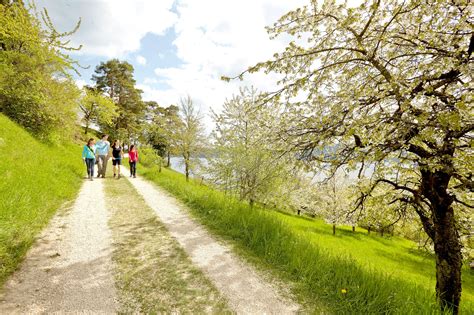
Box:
[139, 146, 163, 168]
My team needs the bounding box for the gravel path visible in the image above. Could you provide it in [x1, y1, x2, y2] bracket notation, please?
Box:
[0, 178, 117, 314]
[126, 174, 300, 314]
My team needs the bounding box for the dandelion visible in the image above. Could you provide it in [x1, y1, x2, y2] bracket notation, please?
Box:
[341, 288, 347, 294]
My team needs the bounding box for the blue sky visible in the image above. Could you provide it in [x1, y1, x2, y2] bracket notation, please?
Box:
[73, 31, 181, 91]
[33, 0, 360, 129]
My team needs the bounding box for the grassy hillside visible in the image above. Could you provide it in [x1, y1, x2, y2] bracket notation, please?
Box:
[277, 211, 474, 302]
[140, 164, 474, 314]
[0, 114, 83, 285]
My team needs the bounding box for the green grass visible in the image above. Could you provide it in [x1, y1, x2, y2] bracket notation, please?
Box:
[0, 114, 83, 285]
[140, 165, 474, 314]
[275, 211, 474, 302]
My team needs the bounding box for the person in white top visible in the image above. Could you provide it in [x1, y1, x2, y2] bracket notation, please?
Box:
[95, 134, 110, 178]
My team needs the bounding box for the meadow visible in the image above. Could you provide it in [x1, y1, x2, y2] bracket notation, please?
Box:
[0, 114, 84, 285]
[140, 163, 474, 314]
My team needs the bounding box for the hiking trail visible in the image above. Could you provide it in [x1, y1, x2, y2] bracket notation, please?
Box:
[0, 178, 117, 314]
[1, 166, 300, 314]
[127, 172, 300, 314]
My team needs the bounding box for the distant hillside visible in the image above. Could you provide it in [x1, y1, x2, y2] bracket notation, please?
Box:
[0, 114, 83, 285]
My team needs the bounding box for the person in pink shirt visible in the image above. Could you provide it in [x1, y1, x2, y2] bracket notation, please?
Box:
[128, 145, 139, 178]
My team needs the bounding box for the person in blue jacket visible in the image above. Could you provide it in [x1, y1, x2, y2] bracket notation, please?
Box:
[82, 138, 96, 181]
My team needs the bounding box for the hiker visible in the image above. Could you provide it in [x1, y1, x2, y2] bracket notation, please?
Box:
[128, 144, 139, 178]
[95, 134, 110, 178]
[82, 138, 96, 181]
[111, 140, 124, 178]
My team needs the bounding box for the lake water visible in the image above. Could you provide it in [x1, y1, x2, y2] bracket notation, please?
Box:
[169, 157, 208, 178]
[169, 156, 373, 183]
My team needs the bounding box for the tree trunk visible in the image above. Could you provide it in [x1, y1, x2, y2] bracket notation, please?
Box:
[184, 152, 190, 182]
[352, 226, 355, 233]
[381, 228, 384, 237]
[84, 123, 89, 135]
[419, 169, 462, 313]
[167, 151, 171, 167]
[368, 226, 371, 235]
[185, 160, 189, 182]
[332, 224, 336, 235]
[433, 205, 462, 314]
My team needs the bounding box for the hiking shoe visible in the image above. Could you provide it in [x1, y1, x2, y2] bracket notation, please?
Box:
[113, 173, 116, 177]
[133, 175, 136, 178]
[118, 174, 121, 179]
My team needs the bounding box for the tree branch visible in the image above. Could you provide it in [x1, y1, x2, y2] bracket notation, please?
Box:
[453, 195, 474, 209]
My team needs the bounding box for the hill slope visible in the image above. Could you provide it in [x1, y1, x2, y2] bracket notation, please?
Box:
[0, 114, 83, 285]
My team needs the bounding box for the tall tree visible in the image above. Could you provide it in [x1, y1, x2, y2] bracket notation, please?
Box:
[175, 96, 206, 181]
[145, 101, 181, 166]
[91, 59, 145, 141]
[231, 0, 473, 312]
[209, 87, 297, 206]
[163, 105, 181, 167]
[318, 171, 354, 235]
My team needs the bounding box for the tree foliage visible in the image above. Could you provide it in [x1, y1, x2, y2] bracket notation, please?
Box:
[175, 96, 206, 181]
[79, 87, 118, 135]
[145, 101, 181, 166]
[234, 0, 473, 312]
[209, 87, 297, 206]
[92, 59, 145, 141]
[0, 1, 81, 138]
[317, 171, 354, 234]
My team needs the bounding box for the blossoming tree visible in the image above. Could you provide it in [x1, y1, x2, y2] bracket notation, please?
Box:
[229, 0, 473, 312]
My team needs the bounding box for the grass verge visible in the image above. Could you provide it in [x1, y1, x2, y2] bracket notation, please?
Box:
[104, 169, 230, 313]
[0, 114, 83, 286]
[140, 165, 473, 314]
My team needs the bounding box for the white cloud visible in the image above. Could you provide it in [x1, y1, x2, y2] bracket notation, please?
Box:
[141, 0, 304, 131]
[171, 0, 296, 77]
[143, 77, 159, 85]
[35, 0, 177, 57]
[145, 0, 308, 131]
[145, 0, 364, 132]
[37, 0, 364, 132]
[136, 55, 147, 65]
[75, 79, 87, 89]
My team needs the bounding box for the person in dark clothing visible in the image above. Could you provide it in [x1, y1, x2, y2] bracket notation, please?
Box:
[111, 140, 123, 178]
